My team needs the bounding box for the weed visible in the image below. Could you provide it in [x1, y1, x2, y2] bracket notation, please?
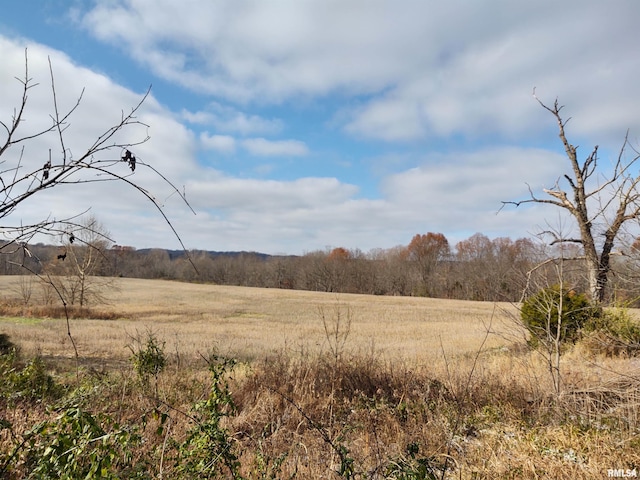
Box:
[1, 355, 61, 402]
[23, 406, 147, 479]
[0, 333, 17, 356]
[251, 441, 289, 479]
[176, 353, 244, 479]
[128, 330, 166, 395]
[317, 299, 352, 364]
[385, 442, 440, 480]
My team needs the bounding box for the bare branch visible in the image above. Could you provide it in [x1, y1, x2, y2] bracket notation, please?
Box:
[0, 50, 57, 157]
[48, 56, 84, 166]
[499, 182, 565, 212]
[0, 50, 197, 276]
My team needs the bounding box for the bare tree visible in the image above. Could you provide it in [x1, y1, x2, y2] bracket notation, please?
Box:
[1, 50, 193, 362]
[46, 215, 114, 307]
[1, 51, 192, 267]
[504, 91, 640, 304]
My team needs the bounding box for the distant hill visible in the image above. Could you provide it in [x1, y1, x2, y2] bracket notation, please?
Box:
[135, 248, 278, 261]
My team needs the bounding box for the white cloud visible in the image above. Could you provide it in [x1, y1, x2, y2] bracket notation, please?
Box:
[200, 133, 236, 153]
[177, 173, 398, 252]
[78, 1, 424, 101]
[77, 1, 640, 146]
[380, 146, 569, 239]
[189, 175, 356, 211]
[182, 103, 283, 135]
[180, 110, 215, 125]
[0, 37, 365, 253]
[241, 138, 309, 156]
[344, 94, 425, 141]
[165, 145, 571, 253]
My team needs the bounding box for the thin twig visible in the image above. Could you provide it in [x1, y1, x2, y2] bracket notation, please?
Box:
[439, 305, 494, 480]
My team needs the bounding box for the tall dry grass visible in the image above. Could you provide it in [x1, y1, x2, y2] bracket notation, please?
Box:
[0, 276, 516, 365]
[0, 276, 639, 478]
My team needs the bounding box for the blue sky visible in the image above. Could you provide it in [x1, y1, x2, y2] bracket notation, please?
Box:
[2, 1, 640, 254]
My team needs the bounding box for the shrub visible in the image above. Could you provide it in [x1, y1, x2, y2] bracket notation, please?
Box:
[1, 355, 62, 401]
[0, 333, 16, 356]
[385, 442, 440, 479]
[23, 406, 145, 480]
[521, 285, 598, 348]
[128, 332, 166, 388]
[581, 308, 640, 356]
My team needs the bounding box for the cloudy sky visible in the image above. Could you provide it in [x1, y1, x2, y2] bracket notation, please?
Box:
[1, 1, 639, 254]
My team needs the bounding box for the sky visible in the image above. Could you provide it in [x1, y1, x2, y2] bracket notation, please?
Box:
[1, 1, 640, 255]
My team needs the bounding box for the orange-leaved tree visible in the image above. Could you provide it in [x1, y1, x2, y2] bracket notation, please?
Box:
[406, 232, 450, 293]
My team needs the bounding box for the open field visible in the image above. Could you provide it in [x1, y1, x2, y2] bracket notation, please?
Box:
[0, 276, 519, 365]
[1, 276, 640, 479]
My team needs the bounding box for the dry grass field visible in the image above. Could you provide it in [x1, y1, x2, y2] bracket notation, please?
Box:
[1, 276, 639, 479]
[0, 276, 517, 365]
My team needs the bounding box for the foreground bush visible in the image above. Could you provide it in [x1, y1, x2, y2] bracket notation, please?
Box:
[1, 338, 639, 479]
[19, 407, 145, 480]
[0, 333, 15, 356]
[0, 347, 61, 402]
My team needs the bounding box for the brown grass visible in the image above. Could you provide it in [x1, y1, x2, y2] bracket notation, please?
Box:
[0, 276, 517, 365]
[1, 276, 639, 479]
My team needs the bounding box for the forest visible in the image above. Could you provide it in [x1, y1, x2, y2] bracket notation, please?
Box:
[3, 229, 640, 306]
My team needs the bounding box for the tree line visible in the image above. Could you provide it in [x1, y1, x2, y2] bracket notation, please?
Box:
[4, 231, 640, 304]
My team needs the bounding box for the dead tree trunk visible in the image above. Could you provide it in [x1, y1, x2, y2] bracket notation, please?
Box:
[504, 92, 640, 304]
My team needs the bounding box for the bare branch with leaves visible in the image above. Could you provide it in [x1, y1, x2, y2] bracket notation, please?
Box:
[1, 50, 194, 256]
